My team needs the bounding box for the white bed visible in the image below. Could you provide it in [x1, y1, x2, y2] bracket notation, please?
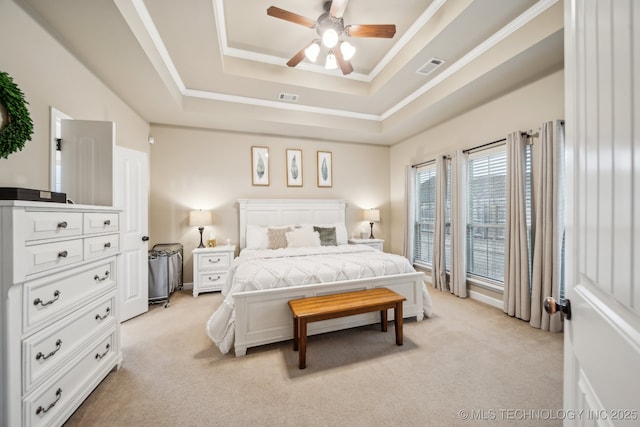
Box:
[206, 199, 432, 356]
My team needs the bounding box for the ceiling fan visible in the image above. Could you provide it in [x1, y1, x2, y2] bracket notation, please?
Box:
[267, 0, 396, 75]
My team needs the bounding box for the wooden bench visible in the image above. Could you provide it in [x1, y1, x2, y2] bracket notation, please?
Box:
[287, 288, 406, 369]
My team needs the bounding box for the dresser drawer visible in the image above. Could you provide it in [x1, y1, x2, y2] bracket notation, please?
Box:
[84, 212, 119, 235]
[24, 239, 84, 276]
[23, 259, 116, 335]
[84, 234, 120, 260]
[23, 294, 115, 394]
[19, 211, 83, 242]
[199, 271, 228, 289]
[23, 331, 116, 427]
[199, 252, 231, 270]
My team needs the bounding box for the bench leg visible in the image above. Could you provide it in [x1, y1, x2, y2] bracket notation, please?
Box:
[380, 309, 388, 332]
[395, 302, 403, 346]
[293, 316, 299, 351]
[299, 320, 307, 369]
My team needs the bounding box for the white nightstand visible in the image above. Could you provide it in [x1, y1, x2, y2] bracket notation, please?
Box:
[348, 238, 384, 252]
[192, 245, 235, 297]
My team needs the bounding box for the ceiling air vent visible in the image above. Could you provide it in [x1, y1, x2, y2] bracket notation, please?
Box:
[416, 57, 445, 76]
[278, 92, 299, 102]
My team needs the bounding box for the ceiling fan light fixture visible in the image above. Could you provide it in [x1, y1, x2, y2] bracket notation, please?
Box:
[304, 41, 320, 62]
[340, 41, 356, 61]
[322, 28, 339, 48]
[325, 51, 337, 69]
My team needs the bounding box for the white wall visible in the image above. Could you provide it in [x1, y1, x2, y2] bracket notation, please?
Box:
[0, 0, 149, 191]
[390, 70, 564, 296]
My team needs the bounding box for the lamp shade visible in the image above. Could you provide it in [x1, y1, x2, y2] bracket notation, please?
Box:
[363, 209, 380, 222]
[189, 210, 212, 227]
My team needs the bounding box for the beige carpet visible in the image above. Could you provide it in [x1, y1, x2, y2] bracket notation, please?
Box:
[64, 288, 563, 427]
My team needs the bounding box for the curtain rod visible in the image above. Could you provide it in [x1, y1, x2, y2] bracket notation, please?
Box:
[463, 138, 506, 154]
[411, 159, 436, 168]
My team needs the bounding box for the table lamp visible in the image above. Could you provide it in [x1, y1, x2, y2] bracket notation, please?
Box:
[363, 209, 380, 239]
[189, 210, 212, 248]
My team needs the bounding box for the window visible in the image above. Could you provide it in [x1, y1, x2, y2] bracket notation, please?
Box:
[466, 145, 533, 284]
[414, 164, 436, 267]
[466, 147, 507, 282]
[413, 160, 451, 269]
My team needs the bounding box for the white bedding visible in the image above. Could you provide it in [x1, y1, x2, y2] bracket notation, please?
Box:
[206, 245, 433, 354]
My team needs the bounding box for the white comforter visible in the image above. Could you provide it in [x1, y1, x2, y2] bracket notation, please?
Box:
[206, 245, 433, 354]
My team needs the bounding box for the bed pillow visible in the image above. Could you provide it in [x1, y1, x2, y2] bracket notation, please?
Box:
[245, 225, 268, 249]
[286, 229, 321, 248]
[267, 227, 292, 249]
[313, 226, 337, 246]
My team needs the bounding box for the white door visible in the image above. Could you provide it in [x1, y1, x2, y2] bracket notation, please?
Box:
[115, 147, 149, 321]
[60, 119, 114, 206]
[564, 1, 640, 425]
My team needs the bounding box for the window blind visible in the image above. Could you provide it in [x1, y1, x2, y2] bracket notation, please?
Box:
[414, 164, 436, 266]
[466, 147, 507, 282]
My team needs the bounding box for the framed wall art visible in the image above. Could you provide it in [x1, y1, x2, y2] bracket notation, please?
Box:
[286, 149, 303, 187]
[251, 146, 270, 186]
[317, 151, 332, 187]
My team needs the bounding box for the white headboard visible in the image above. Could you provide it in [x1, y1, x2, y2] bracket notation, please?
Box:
[238, 199, 346, 249]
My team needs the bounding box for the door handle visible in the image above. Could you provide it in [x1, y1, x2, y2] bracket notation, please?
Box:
[544, 297, 571, 320]
[142, 236, 149, 242]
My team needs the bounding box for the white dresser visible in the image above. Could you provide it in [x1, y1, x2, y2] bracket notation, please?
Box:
[192, 245, 235, 296]
[0, 201, 122, 427]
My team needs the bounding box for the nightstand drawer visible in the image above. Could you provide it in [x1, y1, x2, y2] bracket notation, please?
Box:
[199, 252, 231, 270]
[199, 271, 227, 287]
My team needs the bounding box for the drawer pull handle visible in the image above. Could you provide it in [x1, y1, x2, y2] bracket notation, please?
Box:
[57, 250, 68, 258]
[209, 276, 221, 281]
[95, 307, 111, 321]
[104, 242, 112, 248]
[104, 219, 111, 226]
[36, 339, 62, 361]
[57, 221, 68, 229]
[35, 388, 62, 415]
[94, 271, 110, 282]
[34, 290, 60, 307]
[95, 343, 111, 360]
[208, 258, 221, 263]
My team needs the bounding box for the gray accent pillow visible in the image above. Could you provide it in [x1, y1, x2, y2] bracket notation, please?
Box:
[313, 226, 337, 246]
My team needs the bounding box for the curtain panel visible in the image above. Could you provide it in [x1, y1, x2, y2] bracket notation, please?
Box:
[403, 165, 416, 261]
[530, 121, 564, 332]
[432, 156, 448, 291]
[449, 150, 468, 297]
[503, 132, 531, 319]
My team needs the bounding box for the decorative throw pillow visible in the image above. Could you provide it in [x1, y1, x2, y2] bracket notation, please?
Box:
[313, 226, 337, 246]
[286, 229, 321, 248]
[314, 223, 348, 245]
[267, 227, 291, 249]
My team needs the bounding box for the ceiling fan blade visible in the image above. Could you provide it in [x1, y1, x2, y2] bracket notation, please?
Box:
[333, 46, 353, 75]
[329, 0, 349, 18]
[345, 24, 396, 38]
[267, 6, 316, 28]
[286, 42, 313, 67]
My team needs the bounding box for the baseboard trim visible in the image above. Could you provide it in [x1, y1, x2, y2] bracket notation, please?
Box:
[469, 289, 503, 310]
[182, 282, 193, 291]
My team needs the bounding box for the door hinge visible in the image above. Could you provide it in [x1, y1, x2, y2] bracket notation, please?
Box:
[55, 138, 62, 151]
